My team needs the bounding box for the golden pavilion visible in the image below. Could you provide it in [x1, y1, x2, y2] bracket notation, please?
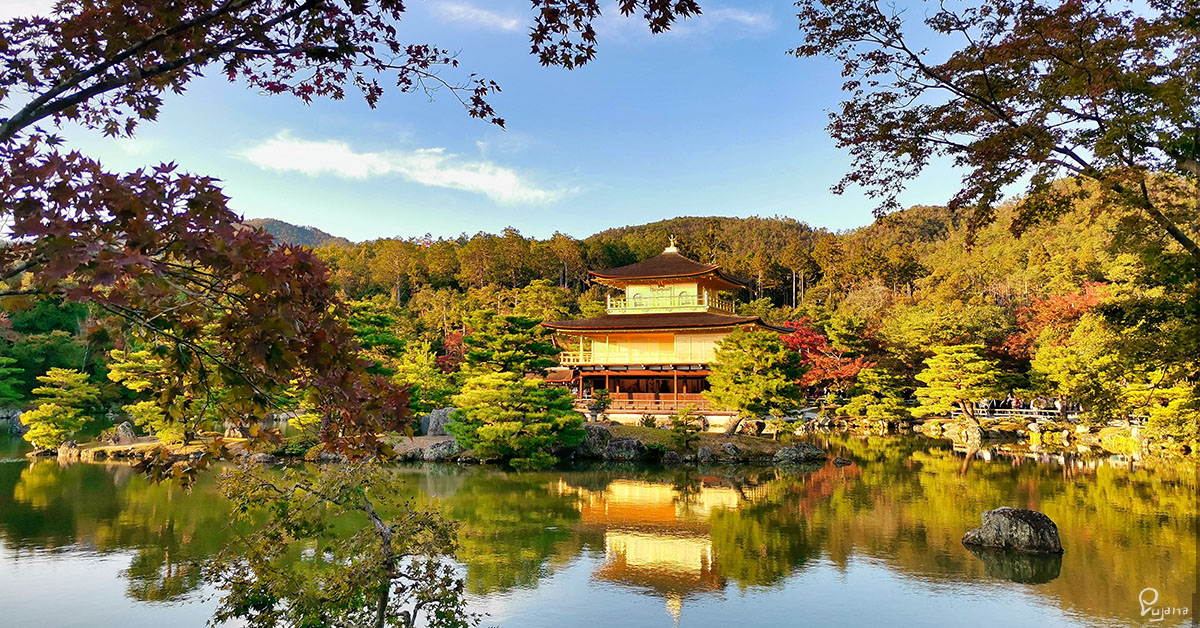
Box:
[542, 240, 786, 420]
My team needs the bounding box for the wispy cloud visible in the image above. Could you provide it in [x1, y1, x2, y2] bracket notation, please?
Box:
[706, 8, 773, 31]
[433, 2, 521, 32]
[242, 131, 571, 205]
[595, 3, 773, 40]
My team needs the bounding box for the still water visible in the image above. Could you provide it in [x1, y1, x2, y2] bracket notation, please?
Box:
[0, 433, 1195, 628]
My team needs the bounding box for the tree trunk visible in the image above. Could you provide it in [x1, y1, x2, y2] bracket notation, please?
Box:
[791, 270, 797, 307]
[958, 401, 980, 427]
[723, 414, 745, 436]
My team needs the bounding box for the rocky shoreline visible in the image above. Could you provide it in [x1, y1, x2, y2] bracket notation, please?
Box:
[23, 412, 1178, 470]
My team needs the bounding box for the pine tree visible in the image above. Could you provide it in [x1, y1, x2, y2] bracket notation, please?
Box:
[462, 311, 559, 375]
[449, 372, 583, 469]
[108, 347, 222, 443]
[668, 405, 703, 450]
[839, 367, 911, 422]
[21, 368, 101, 449]
[913, 345, 1005, 426]
[704, 329, 805, 435]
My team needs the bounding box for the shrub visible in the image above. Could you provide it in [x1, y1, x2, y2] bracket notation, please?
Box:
[668, 405, 703, 451]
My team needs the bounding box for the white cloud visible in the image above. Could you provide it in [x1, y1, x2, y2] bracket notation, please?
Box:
[594, 2, 773, 40]
[706, 8, 773, 30]
[433, 2, 521, 32]
[243, 131, 571, 205]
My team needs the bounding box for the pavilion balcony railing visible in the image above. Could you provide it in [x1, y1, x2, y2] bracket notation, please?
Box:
[557, 350, 713, 365]
[606, 292, 736, 314]
[577, 393, 717, 412]
[559, 351, 592, 365]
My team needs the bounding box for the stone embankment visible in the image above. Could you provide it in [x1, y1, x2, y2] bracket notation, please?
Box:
[388, 421, 846, 469]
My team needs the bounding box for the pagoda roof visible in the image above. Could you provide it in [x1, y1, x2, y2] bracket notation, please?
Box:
[542, 311, 790, 333]
[590, 250, 747, 289]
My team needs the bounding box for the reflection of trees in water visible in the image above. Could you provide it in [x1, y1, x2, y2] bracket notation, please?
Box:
[0, 438, 1195, 626]
[436, 469, 584, 594]
[123, 546, 203, 602]
[795, 433, 1199, 626]
[707, 494, 820, 590]
[1, 460, 233, 602]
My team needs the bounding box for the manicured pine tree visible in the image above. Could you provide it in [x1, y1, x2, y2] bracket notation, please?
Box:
[448, 372, 583, 470]
[21, 368, 101, 450]
[913, 345, 1005, 426]
[838, 367, 911, 422]
[668, 405, 704, 450]
[462, 310, 560, 376]
[108, 347, 222, 444]
[704, 329, 806, 436]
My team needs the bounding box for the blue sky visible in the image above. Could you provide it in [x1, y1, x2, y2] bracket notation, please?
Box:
[11, 0, 964, 242]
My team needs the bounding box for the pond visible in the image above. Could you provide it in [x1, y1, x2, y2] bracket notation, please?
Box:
[0, 433, 1195, 627]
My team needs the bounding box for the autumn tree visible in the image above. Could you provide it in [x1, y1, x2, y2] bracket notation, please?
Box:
[913, 345, 1005, 426]
[448, 372, 584, 470]
[782, 318, 870, 396]
[793, 0, 1200, 268]
[704, 329, 806, 435]
[21, 367, 101, 449]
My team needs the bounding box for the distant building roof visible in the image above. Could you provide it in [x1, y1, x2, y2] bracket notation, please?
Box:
[590, 249, 747, 289]
[542, 311, 789, 333]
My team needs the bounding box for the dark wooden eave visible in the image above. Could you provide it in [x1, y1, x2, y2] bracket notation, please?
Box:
[589, 251, 747, 289]
[542, 311, 790, 333]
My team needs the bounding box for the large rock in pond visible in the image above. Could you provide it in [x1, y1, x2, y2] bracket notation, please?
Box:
[696, 446, 714, 465]
[720, 442, 742, 460]
[962, 507, 1063, 554]
[578, 424, 612, 459]
[773, 443, 827, 465]
[604, 437, 647, 462]
[426, 408, 457, 436]
[108, 421, 137, 445]
[422, 439, 461, 462]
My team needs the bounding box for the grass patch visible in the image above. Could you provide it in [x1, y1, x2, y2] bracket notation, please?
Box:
[607, 424, 785, 456]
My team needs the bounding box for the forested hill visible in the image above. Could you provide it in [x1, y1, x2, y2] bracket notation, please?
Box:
[583, 215, 822, 265]
[243, 218, 352, 248]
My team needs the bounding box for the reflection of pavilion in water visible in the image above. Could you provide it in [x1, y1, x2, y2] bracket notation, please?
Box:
[556, 478, 768, 623]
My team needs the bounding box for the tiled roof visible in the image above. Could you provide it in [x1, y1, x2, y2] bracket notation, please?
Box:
[590, 251, 748, 287]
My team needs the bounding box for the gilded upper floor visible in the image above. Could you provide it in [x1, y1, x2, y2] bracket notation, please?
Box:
[588, 242, 745, 316]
